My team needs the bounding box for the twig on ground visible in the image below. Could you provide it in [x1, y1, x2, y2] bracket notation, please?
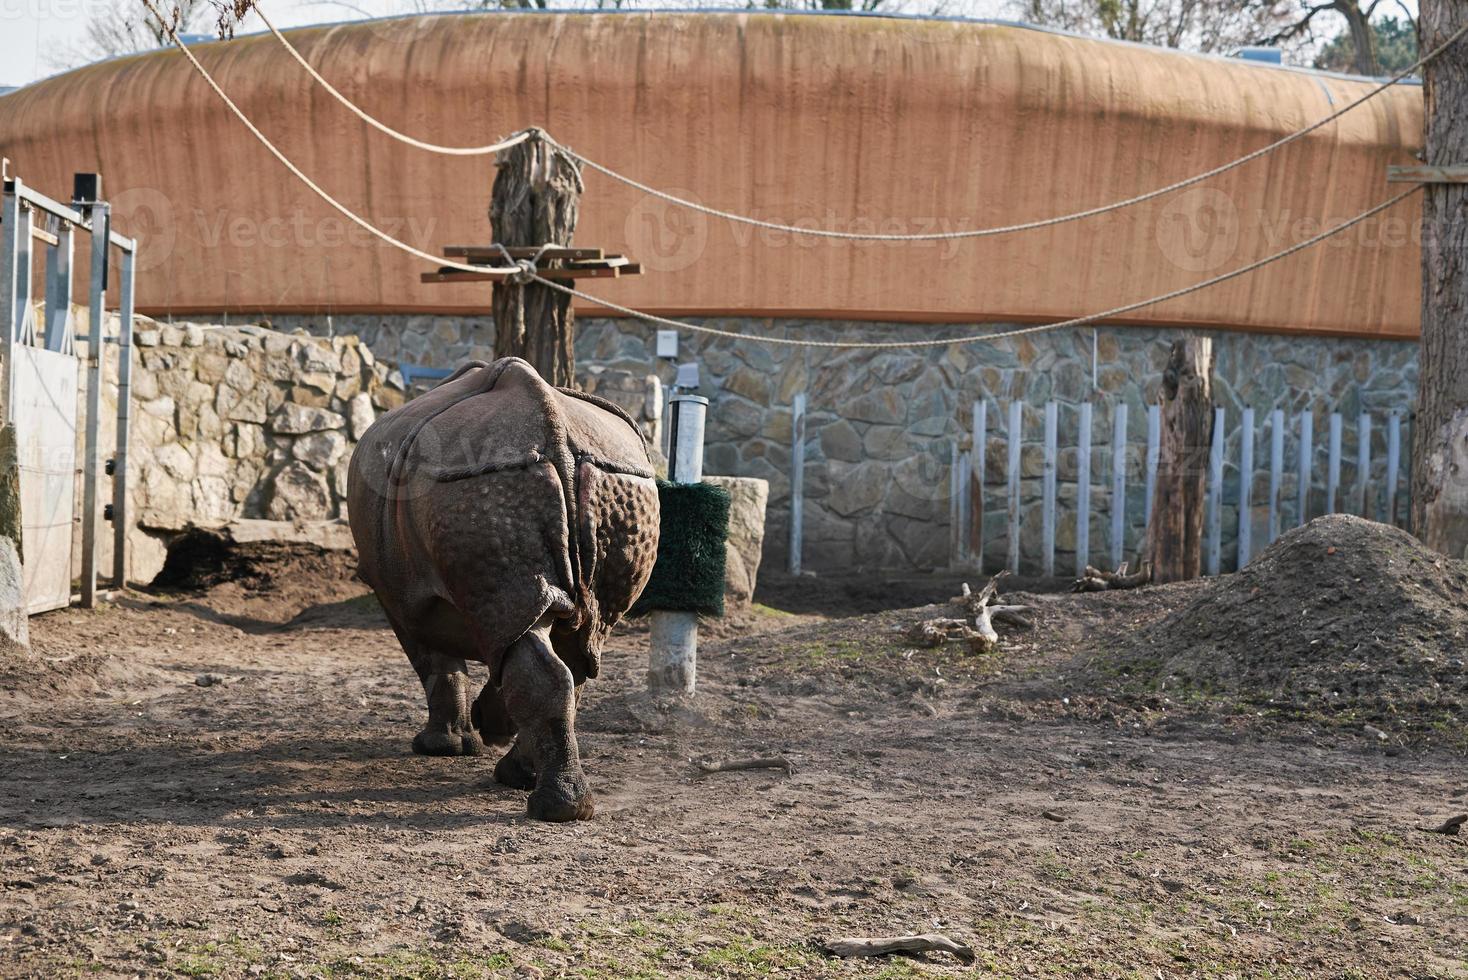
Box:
[694, 756, 795, 777]
[1415, 814, 1466, 836]
[823, 933, 975, 964]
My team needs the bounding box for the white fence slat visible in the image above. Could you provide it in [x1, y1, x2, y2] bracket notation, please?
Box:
[788, 392, 805, 574]
[1297, 410, 1313, 527]
[1207, 407, 1225, 576]
[1144, 404, 1160, 524]
[1110, 403, 1127, 568]
[1007, 400, 1022, 574]
[1268, 408, 1284, 543]
[1042, 401, 1058, 577]
[1076, 402, 1092, 576]
[1357, 413, 1372, 519]
[972, 401, 986, 573]
[1327, 412, 1342, 513]
[1238, 408, 1254, 568]
[1386, 412, 1401, 527]
[949, 442, 962, 564]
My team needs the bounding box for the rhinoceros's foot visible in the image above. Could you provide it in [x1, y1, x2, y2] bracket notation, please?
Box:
[527, 784, 595, 823]
[493, 746, 536, 790]
[411, 727, 485, 757]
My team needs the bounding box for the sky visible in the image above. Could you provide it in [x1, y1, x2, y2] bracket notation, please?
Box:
[0, 0, 1422, 91]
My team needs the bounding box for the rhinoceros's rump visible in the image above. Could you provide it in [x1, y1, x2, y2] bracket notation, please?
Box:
[346, 357, 659, 820]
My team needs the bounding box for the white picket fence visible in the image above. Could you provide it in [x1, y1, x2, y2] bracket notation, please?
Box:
[950, 400, 1412, 577]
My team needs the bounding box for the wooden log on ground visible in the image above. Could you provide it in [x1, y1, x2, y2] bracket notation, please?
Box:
[824, 934, 975, 964]
[1146, 338, 1214, 582]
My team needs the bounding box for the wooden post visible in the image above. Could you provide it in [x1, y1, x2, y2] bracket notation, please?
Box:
[788, 392, 805, 575]
[1007, 401, 1022, 574]
[489, 131, 583, 388]
[1146, 338, 1213, 583]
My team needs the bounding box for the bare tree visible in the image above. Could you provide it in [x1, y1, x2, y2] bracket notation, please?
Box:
[1015, 0, 1298, 54]
[1263, 1, 1415, 76]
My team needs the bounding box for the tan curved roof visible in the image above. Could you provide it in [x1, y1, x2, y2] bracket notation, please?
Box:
[0, 12, 1424, 338]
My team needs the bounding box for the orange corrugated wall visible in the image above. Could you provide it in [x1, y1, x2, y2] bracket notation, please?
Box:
[0, 12, 1425, 338]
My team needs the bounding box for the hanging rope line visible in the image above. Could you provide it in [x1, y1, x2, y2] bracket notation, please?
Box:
[249, 0, 1467, 243]
[525, 187, 1421, 349]
[255, 7, 535, 157]
[146, 1, 1420, 352]
[139, 0, 518, 277]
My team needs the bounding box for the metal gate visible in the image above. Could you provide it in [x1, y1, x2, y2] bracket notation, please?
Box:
[2, 167, 138, 612]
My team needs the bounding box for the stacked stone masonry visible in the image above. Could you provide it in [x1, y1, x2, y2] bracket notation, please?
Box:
[218, 315, 1421, 574]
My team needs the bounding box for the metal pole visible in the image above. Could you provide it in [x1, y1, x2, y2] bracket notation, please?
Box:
[1238, 407, 1254, 569]
[1075, 401, 1092, 575]
[1042, 401, 1057, 577]
[1006, 400, 1022, 574]
[79, 201, 109, 609]
[112, 249, 136, 589]
[0, 182, 20, 424]
[649, 393, 708, 695]
[787, 392, 805, 575]
[1110, 403, 1127, 568]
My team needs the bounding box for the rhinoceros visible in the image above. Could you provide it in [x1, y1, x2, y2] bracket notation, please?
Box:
[347, 357, 659, 821]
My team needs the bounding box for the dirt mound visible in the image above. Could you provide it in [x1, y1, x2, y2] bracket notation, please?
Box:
[1128, 515, 1468, 733]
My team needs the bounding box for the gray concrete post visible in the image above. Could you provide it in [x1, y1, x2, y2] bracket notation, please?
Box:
[648, 393, 708, 695]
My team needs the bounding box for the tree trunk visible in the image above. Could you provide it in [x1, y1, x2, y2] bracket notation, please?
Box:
[488, 131, 584, 388]
[1413, 2, 1468, 558]
[1146, 338, 1214, 583]
[1338, 1, 1380, 77]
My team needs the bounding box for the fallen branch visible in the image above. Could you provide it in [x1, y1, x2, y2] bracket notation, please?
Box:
[950, 573, 1032, 653]
[694, 756, 794, 777]
[1415, 814, 1466, 836]
[906, 617, 991, 653]
[824, 934, 975, 964]
[1073, 560, 1153, 593]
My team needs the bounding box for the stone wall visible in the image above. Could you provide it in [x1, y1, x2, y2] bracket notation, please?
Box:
[241, 313, 1421, 574]
[84, 320, 401, 582]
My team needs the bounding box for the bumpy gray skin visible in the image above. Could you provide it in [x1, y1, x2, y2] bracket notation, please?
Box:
[347, 358, 659, 822]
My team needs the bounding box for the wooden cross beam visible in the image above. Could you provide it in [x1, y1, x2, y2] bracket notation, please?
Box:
[1387, 165, 1468, 184]
[421, 243, 643, 286]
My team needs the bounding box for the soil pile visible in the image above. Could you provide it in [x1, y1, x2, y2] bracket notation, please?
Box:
[1129, 515, 1468, 732]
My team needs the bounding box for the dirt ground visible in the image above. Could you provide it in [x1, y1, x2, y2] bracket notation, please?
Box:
[2, 546, 1466, 979]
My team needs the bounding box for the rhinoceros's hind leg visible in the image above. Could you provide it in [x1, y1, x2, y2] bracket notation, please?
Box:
[492, 740, 536, 791]
[408, 650, 486, 758]
[471, 683, 517, 747]
[498, 622, 593, 822]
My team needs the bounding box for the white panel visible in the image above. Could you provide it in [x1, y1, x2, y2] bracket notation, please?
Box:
[14, 346, 78, 614]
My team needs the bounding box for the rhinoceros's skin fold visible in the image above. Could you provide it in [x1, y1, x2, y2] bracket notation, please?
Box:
[347, 357, 660, 821]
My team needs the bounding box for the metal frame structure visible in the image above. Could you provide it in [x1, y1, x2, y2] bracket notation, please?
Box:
[1, 166, 138, 610]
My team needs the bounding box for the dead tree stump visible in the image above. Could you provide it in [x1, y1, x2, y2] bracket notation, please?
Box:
[1146, 338, 1213, 583]
[489, 130, 584, 388]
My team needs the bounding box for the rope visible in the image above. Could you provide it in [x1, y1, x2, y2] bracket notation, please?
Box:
[145, 0, 1422, 353]
[527, 187, 1421, 349]
[247, 0, 1467, 242]
[255, 6, 535, 157]
[139, 0, 519, 277]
